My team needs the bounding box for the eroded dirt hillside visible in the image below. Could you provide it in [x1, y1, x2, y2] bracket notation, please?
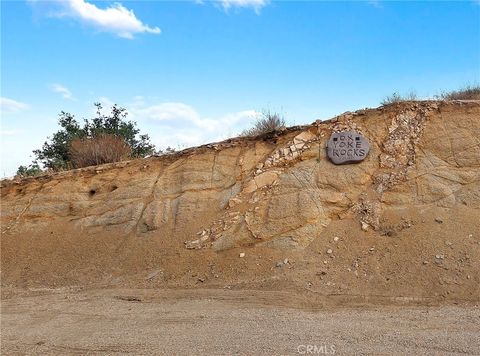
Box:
[1, 101, 479, 304]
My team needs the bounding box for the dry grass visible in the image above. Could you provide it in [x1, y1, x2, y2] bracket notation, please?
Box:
[437, 85, 480, 100]
[381, 85, 480, 105]
[69, 134, 132, 168]
[381, 91, 418, 105]
[241, 111, 286, 137]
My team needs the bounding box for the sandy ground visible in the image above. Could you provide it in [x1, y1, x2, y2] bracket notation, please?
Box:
[2, 288, 480, 355]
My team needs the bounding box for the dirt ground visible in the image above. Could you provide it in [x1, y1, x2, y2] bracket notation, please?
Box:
[2, 288, 480, 355]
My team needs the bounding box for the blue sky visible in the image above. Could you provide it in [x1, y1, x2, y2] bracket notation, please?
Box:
[1, 0, 479, 177]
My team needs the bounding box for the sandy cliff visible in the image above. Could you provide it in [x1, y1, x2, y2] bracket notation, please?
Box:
[1, 101, 479, 304]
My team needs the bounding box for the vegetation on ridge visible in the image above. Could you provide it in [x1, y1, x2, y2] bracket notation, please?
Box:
[381, 91, 418, 105]
[381, 84, 480, 105]
[241, 110, 286, 137]
[16, 103, 155, 177]
[437, 84, 480, 101]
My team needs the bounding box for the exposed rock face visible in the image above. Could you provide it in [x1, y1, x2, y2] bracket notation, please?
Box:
[1, 101, 479, 302]
[2, 101, 479, 244]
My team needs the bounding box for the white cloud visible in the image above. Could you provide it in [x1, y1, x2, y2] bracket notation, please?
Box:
[58, 0, 161, 39]
[219, 0, 269, 13]
[137, 102, 199, 122]
[0, 97, 29, 114]
[367, 1, 383, 8]
[137, 102, 259, 131]
[50, 83, 75, 100]
[132, 101, 261, 149]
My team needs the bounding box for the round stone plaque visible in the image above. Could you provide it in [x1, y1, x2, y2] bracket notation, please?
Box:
[327, 131, 370, 164]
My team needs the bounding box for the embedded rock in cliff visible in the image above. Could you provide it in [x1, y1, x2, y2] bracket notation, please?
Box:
[1, 101, 479, 303]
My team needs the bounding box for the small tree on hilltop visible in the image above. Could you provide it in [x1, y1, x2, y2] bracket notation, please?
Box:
[18, 103, 155, 173]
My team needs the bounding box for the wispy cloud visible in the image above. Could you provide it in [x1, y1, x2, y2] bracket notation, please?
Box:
[50, 83, 75, 100]
[221, 0, 269, 10]
[43, 0, 161, 39]
[0, 97, 29, 114]
[201, 0, 269, 13]
[98, 96, 115, 107]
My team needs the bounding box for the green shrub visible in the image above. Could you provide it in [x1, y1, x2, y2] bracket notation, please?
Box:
[16, 163, 42, 178]
[17, 103, 155, 173]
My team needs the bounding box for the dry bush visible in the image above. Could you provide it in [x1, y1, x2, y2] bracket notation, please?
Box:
[381, 91, 418, 105]
[69, 134, 132, 168]
[241, 110, 286, 137]
[437, 85, 480, 100]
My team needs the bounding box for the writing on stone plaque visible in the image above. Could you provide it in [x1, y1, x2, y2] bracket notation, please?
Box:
[327, 131, 370, 164]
